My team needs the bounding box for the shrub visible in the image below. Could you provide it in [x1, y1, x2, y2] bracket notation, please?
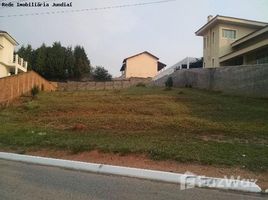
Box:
[92, 66, 112, 81]
[31, 85, 40, 98]
[165, 77, 173, 89]
[185, 84, 192, 88]
[136, 82, 146, 87]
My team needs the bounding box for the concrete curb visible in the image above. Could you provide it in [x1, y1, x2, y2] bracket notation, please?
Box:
[0, 152, 262, 193]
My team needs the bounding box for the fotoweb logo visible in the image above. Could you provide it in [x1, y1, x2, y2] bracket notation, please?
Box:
[179, 171, 258, 191]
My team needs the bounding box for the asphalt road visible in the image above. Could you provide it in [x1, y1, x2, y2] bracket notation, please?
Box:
[0, 159, 266, 200]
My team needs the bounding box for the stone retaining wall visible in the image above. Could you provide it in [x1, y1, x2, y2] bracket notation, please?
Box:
[57, 78, 151, 91]
[152, 64, 268, 97]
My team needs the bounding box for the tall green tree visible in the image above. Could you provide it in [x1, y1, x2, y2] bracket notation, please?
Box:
[64, 47, 75, 79]
[74, 46, 91, 79]
[92, 66, 112, 81]
[33, 43, 47, 76]
[16, 42, 95, 81]
[46, 42, 66, 80]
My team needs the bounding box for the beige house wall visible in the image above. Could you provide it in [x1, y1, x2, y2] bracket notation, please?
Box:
[202, 23, 259, 68]
[0, 36, 15, 64]
[0, 63, 9, 77]
[0, 34, 28, 78]
[218, 24, 258, 57]
[203, 24, 220, 68]
[125, 53, 158, 78]
[220, 38, 268, 64]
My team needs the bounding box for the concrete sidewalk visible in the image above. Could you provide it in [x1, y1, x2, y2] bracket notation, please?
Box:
[0, 159, 266, 200]
[0, 152, 263, 193]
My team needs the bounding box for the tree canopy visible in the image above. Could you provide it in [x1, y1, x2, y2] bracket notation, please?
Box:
[92, 66, 112, 81]
[16, 42, 108, 81]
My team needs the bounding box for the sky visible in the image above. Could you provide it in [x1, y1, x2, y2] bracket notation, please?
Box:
[1, 0, 268, 77]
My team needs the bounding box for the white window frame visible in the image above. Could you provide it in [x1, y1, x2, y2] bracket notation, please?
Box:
[257, 55, 268, 64]
[222, 28, 237, 39]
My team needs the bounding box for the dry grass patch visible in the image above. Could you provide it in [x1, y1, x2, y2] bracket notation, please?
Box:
[0, 87, 267, 172]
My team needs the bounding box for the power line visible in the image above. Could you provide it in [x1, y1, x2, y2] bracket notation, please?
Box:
[0, 0, 176, 18]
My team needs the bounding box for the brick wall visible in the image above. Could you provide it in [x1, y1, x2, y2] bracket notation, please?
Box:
[152, 64, 268, 98]
[0, 71, 57, 104]
[57, 78, 152, 91]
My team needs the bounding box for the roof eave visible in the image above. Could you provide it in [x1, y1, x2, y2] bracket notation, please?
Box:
[120, 63, 126, 72]
[195, 15, 268, 36]
[0, 31, 19, 46]
[231, 25, 268, 47]
[122, 51, 159, 63]
[195, 15, 219, 36]
[157, 61, 166, 71]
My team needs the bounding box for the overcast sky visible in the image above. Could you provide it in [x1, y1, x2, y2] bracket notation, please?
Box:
[1, 0, 268, 77]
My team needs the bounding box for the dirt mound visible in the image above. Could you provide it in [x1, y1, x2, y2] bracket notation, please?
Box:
[71, 123, 87, 131]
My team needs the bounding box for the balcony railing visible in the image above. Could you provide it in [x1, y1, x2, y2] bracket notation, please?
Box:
[13, 54, 28, 70]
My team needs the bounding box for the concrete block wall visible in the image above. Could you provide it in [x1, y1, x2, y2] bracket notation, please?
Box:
[0, 71, 57, 105]
[152, 64, 268, 98]
[57, 78, 152, 91]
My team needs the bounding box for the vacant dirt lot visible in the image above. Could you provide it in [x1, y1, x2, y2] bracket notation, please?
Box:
[0, 87, 267, 183]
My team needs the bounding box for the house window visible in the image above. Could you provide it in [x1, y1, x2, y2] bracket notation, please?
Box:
[222, 29, 236, 39]
[257, 55, 268, 64]
[212, 32, 215, 44]
[207, 36, 209, 47]
[212, 58, 215, 67]
[204, 37, 206, 49]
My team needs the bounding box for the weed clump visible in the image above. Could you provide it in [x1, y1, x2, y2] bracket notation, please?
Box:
[31, 85, 40, 98]
[165, 77, 173, 90]
[185, 84, 192, 88]
[136, 82, 146, 87]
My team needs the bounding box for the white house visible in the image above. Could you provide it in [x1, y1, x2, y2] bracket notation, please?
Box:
[0, 30, 28, 78]
[153, 57, 199, 80]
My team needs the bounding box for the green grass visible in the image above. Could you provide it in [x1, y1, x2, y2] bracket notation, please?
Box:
[0, 87, 268, 171]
